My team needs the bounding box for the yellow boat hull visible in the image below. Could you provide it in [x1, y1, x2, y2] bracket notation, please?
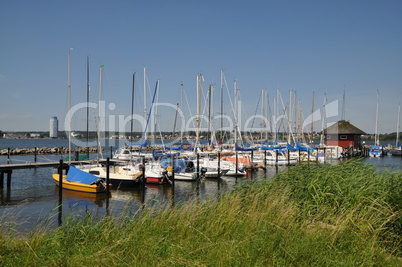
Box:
[52, 174, 107, 194]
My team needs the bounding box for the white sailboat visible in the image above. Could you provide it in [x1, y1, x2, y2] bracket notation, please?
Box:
[369, 90, 383, 157]
[391, 97, 401, 156]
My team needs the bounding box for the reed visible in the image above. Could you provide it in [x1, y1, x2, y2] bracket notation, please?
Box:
[0, 159, 401, 266]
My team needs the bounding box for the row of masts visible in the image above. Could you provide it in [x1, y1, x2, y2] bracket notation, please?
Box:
[67, 61, 335, 147]
[67, 53, 401, 151]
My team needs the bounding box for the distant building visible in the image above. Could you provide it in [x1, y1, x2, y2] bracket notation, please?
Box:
[50, 117, 58, 138]
[323, 120, 366, 148]
[30, 133, 41, 138]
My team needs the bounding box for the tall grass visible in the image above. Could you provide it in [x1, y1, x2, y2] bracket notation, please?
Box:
[0, 159, 401, 266]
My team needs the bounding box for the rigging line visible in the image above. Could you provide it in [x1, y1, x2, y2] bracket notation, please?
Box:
[223, 74, 236, 122]
[142, 80, 159, 143]
[278, 90, 295, 143]
[182, 86, 196, 129]
[249, 89, 262, 136]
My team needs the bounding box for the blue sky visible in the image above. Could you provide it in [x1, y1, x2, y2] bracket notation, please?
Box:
[1, 0, 401, 135]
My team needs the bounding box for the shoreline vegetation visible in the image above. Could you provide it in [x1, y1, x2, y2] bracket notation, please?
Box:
[1, 159, 401, 265]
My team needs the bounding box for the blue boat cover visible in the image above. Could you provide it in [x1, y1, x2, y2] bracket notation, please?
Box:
[66, 165, 99, 185]
[160, 159, 188, 173]
[295, 143, 317, 151]
[235, 143, 257, 151]
[261, 145, 286, 150]
[153, 150, 180, 160]
[162, 144, 183, 150]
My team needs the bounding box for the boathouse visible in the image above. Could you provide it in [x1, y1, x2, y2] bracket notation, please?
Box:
[323, 120, 366, 148]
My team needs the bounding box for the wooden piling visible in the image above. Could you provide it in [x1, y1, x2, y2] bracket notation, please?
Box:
[171, 154, 175, 186]
[235, 151, 238, 177]
[0, 171, 4, 188]
[6, 171, 11, 188]
[217, 152, 221, 188]
[106, 158, 110, 194]
[58, 160, 63, 197]
[275, 150, 278, 165]
[196, 153, 200, 192]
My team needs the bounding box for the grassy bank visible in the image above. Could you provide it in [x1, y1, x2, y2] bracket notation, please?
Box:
[1, 159, 401, 266]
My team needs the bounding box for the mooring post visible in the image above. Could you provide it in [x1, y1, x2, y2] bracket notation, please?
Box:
[298, 149, 301, 162]
[287, 149, 290, 166]
[171, 154, 175, 207]
[197, 153, 200, 180]
[235, 151, 238, 177]
[142, 156, 146, 187]
[217, 152, 221, 188]
[6, 170, 11, 188]
[195, 153, 200, 193]
[250, 150, 254, 172]
[75, 149, 79, 161]
[264, 150, 267, 171]
[110, 146, 113, 159]
[58, 159, 63, 227]
[316, 148, 319, 162]
[0, 171, 4, 188]
[34, 147, 37, 163]
[275, 150, 278, 165]
[58, 159, 63, 196]
[106, 157, 110, 195]
[140, 156, 146, 206]
[171, 154, 175, 186]
[7, 148, 10, 164]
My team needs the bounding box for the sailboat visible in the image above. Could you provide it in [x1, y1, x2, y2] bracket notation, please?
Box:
[391, 97, 401, 156]
[53, 51, 107, 194]
[369, 90, 383, 157]
[79, 70, 143, 186]
[52, 165, 107, 194]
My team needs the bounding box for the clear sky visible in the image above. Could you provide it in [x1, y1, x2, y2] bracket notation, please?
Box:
[1, 0, 401, 135]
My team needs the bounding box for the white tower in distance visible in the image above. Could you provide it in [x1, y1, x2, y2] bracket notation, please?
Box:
[50, 117, 58, 138]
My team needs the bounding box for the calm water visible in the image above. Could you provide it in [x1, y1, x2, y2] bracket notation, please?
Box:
[0, 139, 401, 235]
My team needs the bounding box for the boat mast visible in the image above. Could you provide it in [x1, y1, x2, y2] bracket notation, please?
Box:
[234, 79, 238, 145]
[208, 84, 214, 145]
[86, 56, 90, 158]
[375, 90, 379, 146]
[320, 93, 327, 147]
[195, 74, 202, 150]
[130, 72, 136, 145]
[143, 66, 147, 140]
[180, 83, 184, 142]
[310, 91, 315, 144]
[97, 65, 104, 160]
[396, 96, 401, 147]
[67, 50, 72, 163]
[172, 103, 179, 141]
[260, 88, 265, 140]
[220, 70, 223, 145]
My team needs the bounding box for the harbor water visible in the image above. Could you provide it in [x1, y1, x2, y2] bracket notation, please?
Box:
[0, 138, 401, 235]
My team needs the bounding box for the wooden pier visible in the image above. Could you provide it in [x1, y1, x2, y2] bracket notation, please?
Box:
[0, 160, 102, 188]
